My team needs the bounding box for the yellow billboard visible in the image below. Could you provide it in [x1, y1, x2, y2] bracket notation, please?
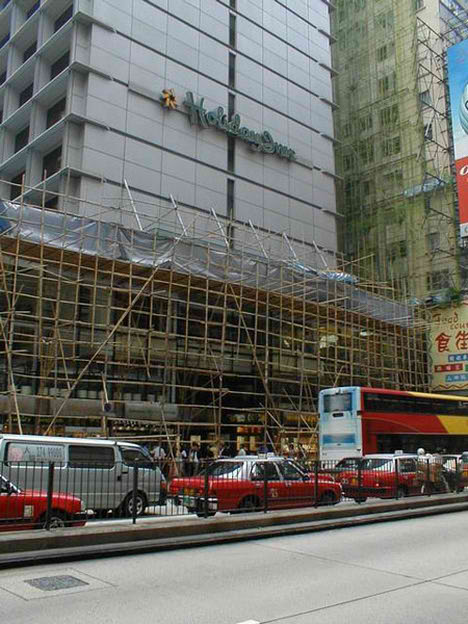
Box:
[430, 302, 468, 392]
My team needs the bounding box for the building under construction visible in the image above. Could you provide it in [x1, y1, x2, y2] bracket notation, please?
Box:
[332, 0, 467, 303]
[0, 185, 429, 454]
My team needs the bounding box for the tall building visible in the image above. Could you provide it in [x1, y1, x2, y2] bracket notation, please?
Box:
[0, 1, 429, 445]
[0, 0, 338, 265]
[332, 0, 468, 303]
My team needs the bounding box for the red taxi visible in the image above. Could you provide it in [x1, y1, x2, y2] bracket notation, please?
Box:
[169, 455, 342, 517]
[336, 454, 421, 503]
[0, 475, 86, 531]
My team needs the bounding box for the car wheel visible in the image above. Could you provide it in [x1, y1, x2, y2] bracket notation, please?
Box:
[457, 486, 465, 493]
[238, 496, 260, 512]
[40, 510, 67, 529]
[122, 491, 147, 517]
[319, 490, 338, 505]
[354, 497, 367, 504]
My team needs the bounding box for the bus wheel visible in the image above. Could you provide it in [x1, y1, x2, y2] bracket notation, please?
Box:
[354, 497, 367, 504]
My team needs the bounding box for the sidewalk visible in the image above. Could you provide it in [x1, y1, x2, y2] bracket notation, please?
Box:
[2, 493, 468, 569]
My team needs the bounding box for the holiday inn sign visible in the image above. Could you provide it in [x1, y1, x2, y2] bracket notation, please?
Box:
[182, 91, 297, 161]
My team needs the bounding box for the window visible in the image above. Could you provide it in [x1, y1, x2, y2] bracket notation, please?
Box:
[42, 146, 62, 177]
[376, 10, 394, 32]
[50, 51, 69, 80]
[378, 72, 396, 98]
[426, 269, 451, 291]
[362, 179, 374, 196]
[342, 122, 352, 138]
[227, 178, 235, 247]
[10, 172, 25, 200]
[121, 447, 152, 466]
[229, 13, 236, 48]
[68, 445, 115, 468]
[14, 126, 29, 152]
[251, 462, 281, 481]
[227, 136, 235, 172]
[46, 97, 66, 128]
[427, 231, 440, 252]
[44, 195, 58, 210]
[19, 83, 33, 107]
[377, 44, 390, 62]
[5, 442, 65, 463]
[54, 5, 73, 32]
[22, 41, 36, 63]
[228, 91, 236, 170]
[379, 104, 399, 127]
[420, 89, 431, 107]
[359, 113, 372, 132]
[228, 52, 236, 88]
[383, 169, 403, 188]
[26, 1, 40, 19]
[0, 32, 9, 49]
[424, 122, 433, 140]
[359, 137, 374, 164]
[278, 461, 304, 480]
[381, 135, 401, 157]
[0, 70, 6, 85]
[343, 153, 354, 170]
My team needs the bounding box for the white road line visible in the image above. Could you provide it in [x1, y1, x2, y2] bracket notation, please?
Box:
[235, 621, 260, 624]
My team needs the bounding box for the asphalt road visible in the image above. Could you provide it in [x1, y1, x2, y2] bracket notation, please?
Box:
[3, 511, 468, 624]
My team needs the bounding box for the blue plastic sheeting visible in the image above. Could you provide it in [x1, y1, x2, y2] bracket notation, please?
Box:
[0, 200, 416, 328]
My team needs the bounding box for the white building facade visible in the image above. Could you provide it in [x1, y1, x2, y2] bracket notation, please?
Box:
[0, 0, 337, 262]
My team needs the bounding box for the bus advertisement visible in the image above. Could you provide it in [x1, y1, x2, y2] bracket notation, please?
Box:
[319, 386, 468, 460]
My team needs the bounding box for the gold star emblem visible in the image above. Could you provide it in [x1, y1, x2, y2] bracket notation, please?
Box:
[161, 89, 177, 110]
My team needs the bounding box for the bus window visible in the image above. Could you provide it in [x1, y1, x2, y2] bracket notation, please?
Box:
[323, 393, 352, 413]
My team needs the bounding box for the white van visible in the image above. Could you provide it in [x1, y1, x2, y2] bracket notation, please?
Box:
[0, 434, 166, 516]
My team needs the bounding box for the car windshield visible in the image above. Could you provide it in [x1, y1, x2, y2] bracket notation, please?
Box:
[206, 461, 244, 477]
[360, 459, 391, 470]
[336, 458, 358, 468]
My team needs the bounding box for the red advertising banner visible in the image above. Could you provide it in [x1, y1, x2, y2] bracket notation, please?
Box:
[456, 156, 468, 237]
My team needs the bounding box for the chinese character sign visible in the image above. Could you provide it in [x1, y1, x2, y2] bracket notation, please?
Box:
[430, 303, 468, 391]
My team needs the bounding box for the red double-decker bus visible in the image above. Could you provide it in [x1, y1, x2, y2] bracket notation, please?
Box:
[319, 386, 468, 460]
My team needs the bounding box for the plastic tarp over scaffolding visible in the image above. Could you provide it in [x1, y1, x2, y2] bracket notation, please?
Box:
[0, 200, 416, 328]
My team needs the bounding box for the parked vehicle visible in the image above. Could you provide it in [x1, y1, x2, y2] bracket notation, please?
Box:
[0, 475, 86, 531]
[0, 434, 166, 516]
[321, 456, 362, 477]
[169, 455, 342, 517]
[441, 454, 468, 492]
[336, 454, 423, 503]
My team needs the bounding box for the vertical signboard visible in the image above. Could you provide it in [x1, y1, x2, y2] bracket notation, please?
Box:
[430, 302, 468, 392]
[447, 39, 468, 238]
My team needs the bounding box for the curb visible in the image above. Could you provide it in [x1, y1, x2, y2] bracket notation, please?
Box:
[2, 494, 468, 568]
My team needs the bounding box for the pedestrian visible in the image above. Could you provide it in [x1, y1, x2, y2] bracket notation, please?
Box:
[433, 448, 449, 493]
[151, 443, 166, 464]
[187, 442, 200, 476]
[218, 441, 230, 458]
[237, 443, 247, 456]
[151, 443, 167, 477]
